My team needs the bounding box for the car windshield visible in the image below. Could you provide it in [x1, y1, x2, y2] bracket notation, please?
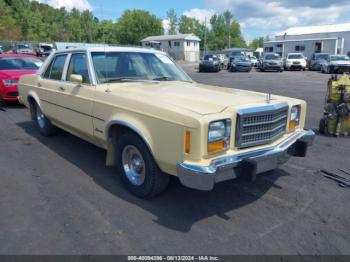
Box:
[316, 54, 329, 60]
[235, 57, 250, 62]
[16, 44, 30, 49]
[288, 54, 303, 59]
[0, 57, 42, 70]
[91, 52, 192, 84]
[251, 56, 257, 60]
[41, 45, 52, 51]
[203, 55, 217, 61]
[265, 54, 280, 60]
[330, 55, 350, 61]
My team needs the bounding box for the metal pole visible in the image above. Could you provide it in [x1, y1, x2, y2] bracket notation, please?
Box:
[204, 17, 207, 54]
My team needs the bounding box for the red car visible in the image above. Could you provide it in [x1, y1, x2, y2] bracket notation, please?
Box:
[0, 54, 43, 103]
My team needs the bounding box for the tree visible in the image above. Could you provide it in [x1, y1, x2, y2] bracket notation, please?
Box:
[116, 9, 163, 45]
[207, 11, 246, 50]
[178, 15, 206, 46]
[166, 8, 177, 35]
[249, 37, 264, 50]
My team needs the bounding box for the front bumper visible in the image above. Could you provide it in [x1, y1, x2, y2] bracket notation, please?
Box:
[177, 129, 315, 190]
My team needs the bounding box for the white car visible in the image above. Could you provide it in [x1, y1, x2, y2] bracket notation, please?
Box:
[250, 56, 258, 67]
[284, 53, 307, 71]
[321, 55, 350, 74]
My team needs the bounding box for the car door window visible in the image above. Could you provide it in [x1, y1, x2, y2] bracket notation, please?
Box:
[66, 53, 90, 84]
[44, 55, 67, 80]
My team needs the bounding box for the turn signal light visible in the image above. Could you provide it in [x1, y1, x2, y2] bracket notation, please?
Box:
[289, 120, 298, 130]
[208, 140, 226, 154]
[185, 131, 191, 154]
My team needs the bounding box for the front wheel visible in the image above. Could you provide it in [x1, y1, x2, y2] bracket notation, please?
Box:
[34, 103, 59, 136]
[116, 133, 170, 198]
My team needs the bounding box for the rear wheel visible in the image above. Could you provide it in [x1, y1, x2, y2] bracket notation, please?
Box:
[34, 103, 59, 136]
[116, 133, 170, 198]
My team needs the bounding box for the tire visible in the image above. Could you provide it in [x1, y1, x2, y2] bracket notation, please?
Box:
[116, 132, 170, 198]
[319, 118, 326, 134]
[34, 103, 59, 136]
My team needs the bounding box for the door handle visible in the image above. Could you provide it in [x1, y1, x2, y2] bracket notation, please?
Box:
[37, 82, 42, 87]
[58, 86, 66, 91]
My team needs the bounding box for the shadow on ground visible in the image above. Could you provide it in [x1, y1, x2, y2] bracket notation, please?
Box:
[18, 120, 289, 232]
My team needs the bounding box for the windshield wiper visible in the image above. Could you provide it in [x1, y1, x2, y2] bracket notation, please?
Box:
[152, 76, 174, 81]
[152, 76, 193, 83]
[104, 78, 155, 83]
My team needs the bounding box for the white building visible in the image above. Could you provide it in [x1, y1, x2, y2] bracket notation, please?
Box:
[141, 34, 201, 62]
[263, 23, 350, 59]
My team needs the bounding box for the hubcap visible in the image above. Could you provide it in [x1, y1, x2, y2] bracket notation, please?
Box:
[122, 145, 146, 186]
[36, 106, 45, 129]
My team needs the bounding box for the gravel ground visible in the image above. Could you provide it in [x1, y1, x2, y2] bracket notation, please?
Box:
[0, 67, 349, 255]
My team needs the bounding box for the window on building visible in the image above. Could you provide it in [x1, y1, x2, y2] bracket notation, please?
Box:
[187, 41, 191, 47]
[264, 47, 273, 52]
[315, 42, 322, 53]
[168, 41, 171, 48]
[194, 42, 197, 47]
[174, 42, 180, 47]
[277, 44, 282, 48]
[295, 45, 305, 52]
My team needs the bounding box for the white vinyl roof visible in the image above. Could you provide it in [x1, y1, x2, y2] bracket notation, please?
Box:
[141, 34, 201, 42]
[277, 23, 350, 36]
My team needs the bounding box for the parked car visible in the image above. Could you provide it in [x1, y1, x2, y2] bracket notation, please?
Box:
[309, 53, 329, 71]
[0, 54, 43, 102]
[36, 43, 56, 57]
[18, 47, 315, 198]
[227, 55, 245, 70]
[250, 56, 258, 67]
[14, 43, 36, 56]
[321, 55, 350, 74]
[199, 54, 221, 72]
[217, 54, 228, 69]
[284, 53, 307, 71]
[258, 53, 284, 72]
[229, 56, 252, 72]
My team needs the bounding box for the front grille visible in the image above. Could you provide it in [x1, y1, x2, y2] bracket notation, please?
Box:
[235, 104, 289, 148]
[293, 61, 300, 64]
[7, 91, 19, 97]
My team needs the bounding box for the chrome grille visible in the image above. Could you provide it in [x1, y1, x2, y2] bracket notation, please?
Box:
[235, 104, 289, 148]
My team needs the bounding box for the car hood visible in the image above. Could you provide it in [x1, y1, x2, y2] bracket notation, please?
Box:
[0, 69, 37, 80]
[286, 59, 305, 62]
[108, 81, 288, 115]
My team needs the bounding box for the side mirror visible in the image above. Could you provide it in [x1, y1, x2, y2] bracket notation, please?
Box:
[69, 74, 83, 84]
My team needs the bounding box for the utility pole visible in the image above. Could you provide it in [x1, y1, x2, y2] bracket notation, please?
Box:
[204, 17, 207, 54]
[228, 18, 231, 49]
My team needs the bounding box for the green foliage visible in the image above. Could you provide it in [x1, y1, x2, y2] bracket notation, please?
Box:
[0, 1, 246, 50]
[207, 10, 246, 50]
[178, 15, 206, 46]
[249, 37, 264, 50]
[0, 1, 163, 45]
[116, 9, 164, 45]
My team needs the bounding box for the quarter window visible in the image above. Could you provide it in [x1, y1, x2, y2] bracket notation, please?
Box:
[44, 55, 67, 80]
[66, 53, 90, 84]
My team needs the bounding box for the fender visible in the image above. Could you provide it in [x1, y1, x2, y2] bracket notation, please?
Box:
[104, 119, 155, 167]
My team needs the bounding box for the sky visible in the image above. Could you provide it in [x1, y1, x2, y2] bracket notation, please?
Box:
[36, 0, 350, 42]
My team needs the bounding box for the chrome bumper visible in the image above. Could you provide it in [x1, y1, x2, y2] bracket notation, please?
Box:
[177, 129, 315, 191]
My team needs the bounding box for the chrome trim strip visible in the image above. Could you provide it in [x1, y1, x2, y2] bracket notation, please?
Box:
[237, 102, 288, 115]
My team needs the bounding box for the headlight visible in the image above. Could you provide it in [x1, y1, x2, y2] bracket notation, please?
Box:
[2, 79, 18, 86]
[289, 105, 301, 130]
[208, 119, 231, 154]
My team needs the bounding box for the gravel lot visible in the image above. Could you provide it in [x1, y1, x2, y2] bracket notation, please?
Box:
[0, 66, 349, 255]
